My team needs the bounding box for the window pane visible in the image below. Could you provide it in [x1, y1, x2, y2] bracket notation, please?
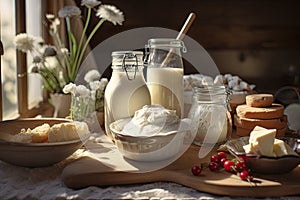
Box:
[26, 0, 43, 109]
[1, 0, 18, 119]
[1, 0, 43, 119]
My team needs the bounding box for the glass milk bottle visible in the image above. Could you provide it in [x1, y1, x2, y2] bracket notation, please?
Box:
[188, 86, 232, 146]
[145, 38, 186, 118]
[104, 51, 151, 140]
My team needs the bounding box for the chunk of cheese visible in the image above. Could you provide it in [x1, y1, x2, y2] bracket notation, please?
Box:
[273, 139, 298, 157]
[247, 126, 276, 157]
[243, 126, 298, 157]
[48, 122, 89, 142]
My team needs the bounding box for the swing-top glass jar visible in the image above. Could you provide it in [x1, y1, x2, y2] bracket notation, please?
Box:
[188, 85, 232, 146]
[104, 51, 151, 139]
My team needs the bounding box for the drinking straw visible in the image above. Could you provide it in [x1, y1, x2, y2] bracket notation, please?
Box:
[176, 12, 196, 40]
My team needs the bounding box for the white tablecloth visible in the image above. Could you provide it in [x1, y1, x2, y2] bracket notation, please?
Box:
[0, 149, 299, 200]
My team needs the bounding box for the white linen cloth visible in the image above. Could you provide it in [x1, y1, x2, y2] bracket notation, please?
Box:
[0, 130, 298, 200]
[0, 149, 218, 200]
[0, 149, 299, 200]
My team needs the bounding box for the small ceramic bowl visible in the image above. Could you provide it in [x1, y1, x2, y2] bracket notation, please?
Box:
[0, 118, 90, 167]
[109, 118, 188, 162]
[226, 137, 300, 174]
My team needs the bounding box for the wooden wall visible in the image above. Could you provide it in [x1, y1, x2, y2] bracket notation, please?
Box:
[76, 0, 300, 93]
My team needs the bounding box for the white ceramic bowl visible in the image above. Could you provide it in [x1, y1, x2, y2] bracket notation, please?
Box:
[0, 118, 89, 167]
[109, 118, 188, 162]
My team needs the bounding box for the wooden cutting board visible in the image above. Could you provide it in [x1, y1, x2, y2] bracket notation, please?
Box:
[62, 135, 300, 197]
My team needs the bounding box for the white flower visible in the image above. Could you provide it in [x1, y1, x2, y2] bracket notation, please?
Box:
[44, 57, 59, 70]
[81, 0, 101, 8]
[58, 6, 81, 18]
[60, 48, 69, 55]
[90, 90, 96, 100]
[100, 78, 108, 85]
[89, 80, 101, 91]
[63, 83, 76, 94]
[14, 33, 35, 53]
[99, 78, 108, 91]
[49, 18, 60, 35]
[46, 13, 55, 20]
[96, 4, 124, 25]
[84, 69, 101, 83]
[76, 85, 90, 97]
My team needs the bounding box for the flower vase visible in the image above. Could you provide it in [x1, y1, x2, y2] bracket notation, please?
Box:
[71, 94, 95, 122]
[71, 94, 104, 132]
[50, 93, 71, 118]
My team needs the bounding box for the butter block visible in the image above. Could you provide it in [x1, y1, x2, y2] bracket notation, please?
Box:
[243, 126, 298, 157]
[273, 139, 298, 157]
[248, 126, 276, 157]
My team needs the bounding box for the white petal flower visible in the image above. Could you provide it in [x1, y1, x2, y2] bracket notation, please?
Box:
[14, 33, 35, 53]
[90, 90, 96, 100]
[84, 69, 101, 83]
[46, 13, 55, 20]
[44, 57, 59, 70]
[81, 0, 101, 8]
[99, 78, 108, 90]
[63, 83, 76, 94]
[89, 80, 101, 91]
[49, 18, 60, 35]
[96, 4, 124, 25]
[58, 6, 81, 18]
[76, 85, 90, 97]
[60, 48, 69, 55]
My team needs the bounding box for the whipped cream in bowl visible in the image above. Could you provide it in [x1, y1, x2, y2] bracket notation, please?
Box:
[109, 105, 191, 162]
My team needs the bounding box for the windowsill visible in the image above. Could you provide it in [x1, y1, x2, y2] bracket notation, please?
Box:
[3, 101, 54, 120]
[24, 101, 55, 118]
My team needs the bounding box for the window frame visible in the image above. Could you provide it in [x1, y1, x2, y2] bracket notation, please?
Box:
[0, 0, 77, 120]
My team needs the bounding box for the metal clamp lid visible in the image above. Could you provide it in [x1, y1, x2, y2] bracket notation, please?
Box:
[122, 52, 138, 81]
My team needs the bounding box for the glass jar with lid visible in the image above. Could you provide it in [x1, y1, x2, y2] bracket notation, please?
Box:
[188, 86, 232, 146]
[145, 38, 186, 118]
[104, 51, 151, 140]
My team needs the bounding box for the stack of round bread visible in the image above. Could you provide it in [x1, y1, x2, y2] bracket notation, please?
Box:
[234, 94, 287, 137]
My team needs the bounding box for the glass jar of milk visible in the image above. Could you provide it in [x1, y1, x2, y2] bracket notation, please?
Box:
[145, 38, 186, 118]
[104, 51, 151, 140]
[188, 86, 232, 146]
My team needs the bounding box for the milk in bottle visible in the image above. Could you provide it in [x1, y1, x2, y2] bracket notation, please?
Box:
[145, 39, 186, 118]
[104, 51, 151, 140]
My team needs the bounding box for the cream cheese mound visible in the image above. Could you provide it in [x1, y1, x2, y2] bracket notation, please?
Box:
[122, 105, 180, 137]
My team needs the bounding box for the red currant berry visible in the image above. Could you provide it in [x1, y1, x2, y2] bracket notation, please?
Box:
[208, 162, 219, 172]
[210, 155, 220, 163]
[235, 160, 248, 172]
[240, 170, 249, 180]
[223, 160, 235, 172]
[217, 151, 227, 159]
[191, 165, 202, 176]
[220, 158, 227, 166]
